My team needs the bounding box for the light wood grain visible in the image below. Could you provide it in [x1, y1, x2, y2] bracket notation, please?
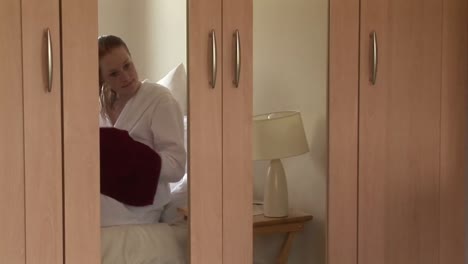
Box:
[0, 0, 25, 263]
[359, 0, 442, 263]
[188, 0, 223, 263]
[328, 0, 360, 263]
[439, 0, 468, 262]
[254, 223, 306, 234]
[21, 0, 63, 262]
[253, 212, 312, 264]
[277, 232, 296, 264]
[61, 0, 101, 263]
[254, 212, 313, 227]
[222, 0, 253, 263]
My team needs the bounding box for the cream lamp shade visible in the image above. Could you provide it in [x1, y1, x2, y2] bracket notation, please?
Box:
[253, 111, 309, 217]
[253, 111, 309, 161]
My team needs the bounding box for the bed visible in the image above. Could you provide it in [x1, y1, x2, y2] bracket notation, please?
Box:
[101, 174, 189, 264]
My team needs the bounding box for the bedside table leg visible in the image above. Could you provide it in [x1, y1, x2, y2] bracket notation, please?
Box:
[277, 232, 296, 264]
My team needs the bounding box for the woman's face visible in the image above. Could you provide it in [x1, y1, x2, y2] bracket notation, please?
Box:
[100, 46, 140, 98]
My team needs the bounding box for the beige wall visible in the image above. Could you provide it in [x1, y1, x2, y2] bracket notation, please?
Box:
[98, 0, 186, 82]
[253, 0, 328, 263]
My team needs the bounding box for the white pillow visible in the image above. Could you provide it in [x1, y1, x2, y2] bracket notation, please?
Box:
[158, 64, 189, 225]
[157, 63, 187, 116]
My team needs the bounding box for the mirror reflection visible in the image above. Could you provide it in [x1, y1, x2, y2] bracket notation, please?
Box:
[98, 0, 189, 263]
[96, 0, 328, 263]
[252, 0, 328, 263]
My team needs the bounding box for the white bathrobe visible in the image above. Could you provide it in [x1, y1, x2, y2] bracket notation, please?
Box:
[100, 80, 186, 226]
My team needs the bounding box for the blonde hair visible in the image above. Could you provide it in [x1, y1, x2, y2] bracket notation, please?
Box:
[99, 84, 117, 117]
[98, 35, 131, 116]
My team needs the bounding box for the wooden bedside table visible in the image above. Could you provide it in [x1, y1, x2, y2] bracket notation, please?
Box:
[254, 211, 313, 264]
[178, 207, 312, 264]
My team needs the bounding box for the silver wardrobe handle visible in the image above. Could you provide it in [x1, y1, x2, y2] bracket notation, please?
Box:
[370, 31, 378, 85]
[233, 30, 241, 88]
[47, 28, 53, 92]
[210, 30, 217, 88]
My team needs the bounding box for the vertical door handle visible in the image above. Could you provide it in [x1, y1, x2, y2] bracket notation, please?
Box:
[209, 30, 217, 88]
[46, 28, 53, 92]
[370, 31, 378, 85]
[233, 30, 241, 88]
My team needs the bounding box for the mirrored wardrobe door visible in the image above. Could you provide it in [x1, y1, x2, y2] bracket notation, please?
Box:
[252, 0, 329, 263]
[98, 0, 190, 263]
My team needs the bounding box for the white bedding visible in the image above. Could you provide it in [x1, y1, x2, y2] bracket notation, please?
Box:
[101, 174, 189, 264]
[101, 222, 188, 264]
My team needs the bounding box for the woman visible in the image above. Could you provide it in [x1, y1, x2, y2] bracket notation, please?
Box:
[98, 35, 186, 226]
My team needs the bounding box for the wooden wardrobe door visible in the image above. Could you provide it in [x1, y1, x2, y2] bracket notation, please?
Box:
[358, 0, 443, 263]
[188, 0, 223, 263]
[22, 0, 63, 262]
[439, 0, 467, 262]
[0, 0, 25, 263]
[222, 0, 253, 263]
[61, 0, 101, 263]
[328, 0, 360, 263]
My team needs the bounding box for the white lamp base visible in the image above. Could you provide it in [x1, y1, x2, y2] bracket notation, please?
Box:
[263, 159, 288, 217]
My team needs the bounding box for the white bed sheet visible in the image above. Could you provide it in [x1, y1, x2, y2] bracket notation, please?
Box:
[101, 222, 188, 264]
[101, 173, 189, 264]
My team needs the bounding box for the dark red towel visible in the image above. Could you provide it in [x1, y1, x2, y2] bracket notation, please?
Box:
[100, 127, 162, 206]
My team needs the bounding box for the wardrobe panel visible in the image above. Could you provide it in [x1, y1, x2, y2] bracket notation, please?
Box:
[0, 0, 25, 263]
[222, 0, 253, 263]
[439, 0, 468, 262]
[188, 0, 223, 263]
[327, 0, 360, 263]
[358, 0, 443, 263]
[21, 0, 63, 262]
[61, 0, 101, 263]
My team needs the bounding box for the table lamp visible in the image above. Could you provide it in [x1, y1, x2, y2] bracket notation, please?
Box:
[253, 111, 309, 217]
